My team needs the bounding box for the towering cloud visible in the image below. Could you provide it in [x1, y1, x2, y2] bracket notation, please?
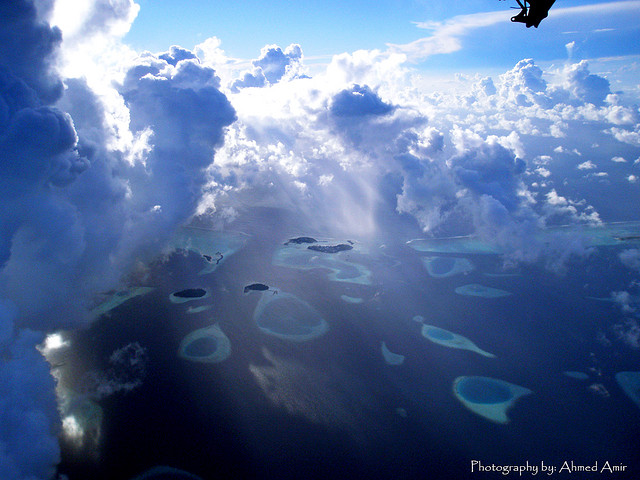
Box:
[0, 1, 236, 477]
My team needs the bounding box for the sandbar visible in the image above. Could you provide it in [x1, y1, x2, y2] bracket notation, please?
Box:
[615, 371, 640, 410]
[563, 371, 589, 380]
[422, 324, 495, 358]
[91, 287, 154, 317]
[407, 237, 502, 254]
[381, 341, 405, 365]
[341, 295, 364, 304]
[186, 305, 213, 314]
[455, 284, 511, 298]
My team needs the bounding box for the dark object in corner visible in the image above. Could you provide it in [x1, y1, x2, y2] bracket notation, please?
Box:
[511, 0, 555, 28]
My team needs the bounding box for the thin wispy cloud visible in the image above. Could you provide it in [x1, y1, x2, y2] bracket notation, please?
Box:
[388, 0, 640, 62]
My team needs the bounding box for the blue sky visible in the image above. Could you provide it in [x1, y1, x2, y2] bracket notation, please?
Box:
[125, 0, 640, 71]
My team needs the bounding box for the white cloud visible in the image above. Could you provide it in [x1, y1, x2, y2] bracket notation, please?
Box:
[578, 160, 597, 170]
[387, 10, 505, 62]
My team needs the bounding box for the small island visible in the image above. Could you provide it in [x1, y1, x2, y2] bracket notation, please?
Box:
[244, 283, 270, 294]
[285, 236, 318, 245]
[169, 288, 209, 304]
[307, 244, 353, 254]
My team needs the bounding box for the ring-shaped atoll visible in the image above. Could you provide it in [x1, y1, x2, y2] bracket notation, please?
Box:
[253, 291, 329, 341]
[178, 324, 231, 363]
[453, 376, 532, 424]
[422, 256, 474, 278]
[273, 238, 372, 285]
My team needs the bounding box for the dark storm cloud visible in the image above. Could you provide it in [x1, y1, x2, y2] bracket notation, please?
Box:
[0, 0, 63, 104]
[119, 53, 236, 225]
[450, 140, 526, 212]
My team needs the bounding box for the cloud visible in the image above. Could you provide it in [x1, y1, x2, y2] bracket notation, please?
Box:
[578, 160, 597, 170]
[0, 0, 63, 104]
[620, 249, 640, 272]
[329, 84, 395, 118]
[387, 10, 505, 62]
[613, 319, 640, 349]
[0, 311, 60, 480]
[561, 61, 611, 107]
[387, 1, 640, 65]
[231, 44, 306, 91]
[0, 3, 236, 476]
[80, 342, 148, 398]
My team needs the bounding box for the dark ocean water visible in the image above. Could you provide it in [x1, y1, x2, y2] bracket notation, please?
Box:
[57, 222, 640, 480]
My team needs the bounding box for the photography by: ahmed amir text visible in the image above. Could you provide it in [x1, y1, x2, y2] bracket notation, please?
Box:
[471, 460, 629, 476]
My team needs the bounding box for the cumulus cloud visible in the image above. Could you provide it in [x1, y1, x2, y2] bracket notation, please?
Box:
[0, 307, 60, 480]
[205, 52, 632, 268]
[0, 3, 236, 477]
[231, 44, 305, 91]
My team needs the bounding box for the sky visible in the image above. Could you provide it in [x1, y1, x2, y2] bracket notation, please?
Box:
[0, 0, 640, 478]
